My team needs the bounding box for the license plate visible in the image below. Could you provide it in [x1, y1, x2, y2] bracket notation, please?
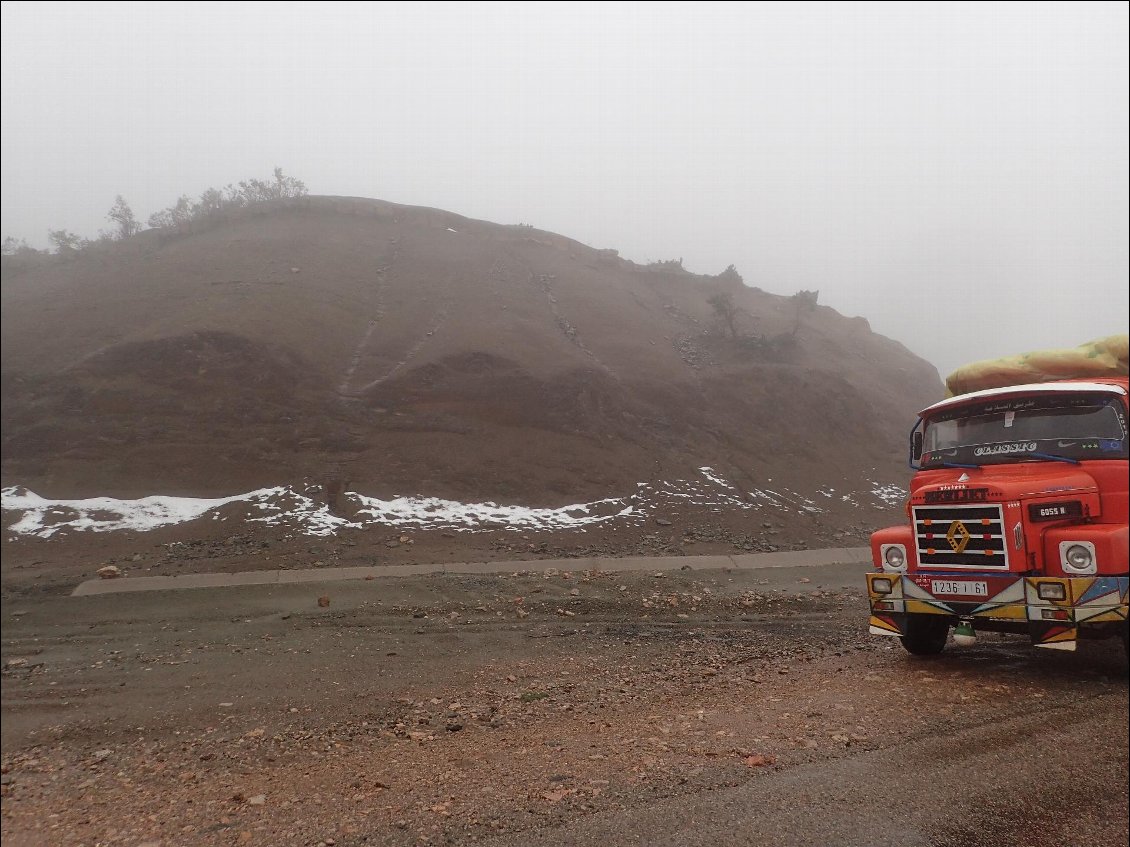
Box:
[931, 580, 988, 597]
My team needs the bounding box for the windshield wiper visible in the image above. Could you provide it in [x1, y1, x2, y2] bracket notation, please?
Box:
[1025, 451, 1080, 465]
[927, 460, 981, 470]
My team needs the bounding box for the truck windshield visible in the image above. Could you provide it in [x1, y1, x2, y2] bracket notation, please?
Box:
[921, 393, 1128, 468]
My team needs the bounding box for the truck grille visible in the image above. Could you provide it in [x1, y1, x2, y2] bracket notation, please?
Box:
[912, 504, 1009, 569]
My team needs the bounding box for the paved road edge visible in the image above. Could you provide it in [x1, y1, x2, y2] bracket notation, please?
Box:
[71, 547, 872, 597]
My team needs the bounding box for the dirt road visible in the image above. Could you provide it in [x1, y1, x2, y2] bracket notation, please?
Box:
[2, 559, 1126, 847]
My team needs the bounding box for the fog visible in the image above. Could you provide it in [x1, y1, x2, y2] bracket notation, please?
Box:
[2, 1, 1127, 376]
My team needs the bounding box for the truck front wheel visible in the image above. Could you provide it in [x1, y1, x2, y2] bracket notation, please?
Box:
[899, 616, 950, 656]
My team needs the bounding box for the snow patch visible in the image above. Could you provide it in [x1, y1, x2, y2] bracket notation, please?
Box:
[869, 482, 907, 508]
[3, 470, 909, 538]
[1, 487, 284, 539]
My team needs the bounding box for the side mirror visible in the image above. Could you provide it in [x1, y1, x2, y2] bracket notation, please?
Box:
[911, 431, 923, 461]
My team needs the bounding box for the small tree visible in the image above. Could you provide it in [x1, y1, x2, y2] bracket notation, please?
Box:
[708, 291, 742, 339]
[148, 194, 197, 229]
[2, 236, 41, 257]
[147, 169, 307, 230]
[106, 195, 142, 240]
[790, 289, 819, 336]
[272, 166, 307, 198]
[47, 229, 86, 254]
[236, 167, 307, 204]
[197, 187, 226, 215]
[717, 264, 743, 285]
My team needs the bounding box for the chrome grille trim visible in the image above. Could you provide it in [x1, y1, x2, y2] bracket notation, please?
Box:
[912, 503, 1010, 570]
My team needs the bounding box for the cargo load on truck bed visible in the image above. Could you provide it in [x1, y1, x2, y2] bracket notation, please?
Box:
[945, 334, 1129, 397]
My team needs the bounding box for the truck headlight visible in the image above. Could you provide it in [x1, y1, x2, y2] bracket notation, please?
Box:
[881, 544, 907, 573]
[1037, 582, 1067, 601]
[872, 577, 894, 595]
[1059, 541, 1096, 574]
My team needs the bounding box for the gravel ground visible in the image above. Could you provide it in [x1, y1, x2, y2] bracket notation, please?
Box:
[2, 561, 1126, 847]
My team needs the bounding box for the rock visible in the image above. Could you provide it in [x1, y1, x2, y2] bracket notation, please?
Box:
[97, 565, 122, 579]
[385, 540, 401, 548]
[317, 596, 331, 608]
[247, 794, 266, 806]
[654, 518, 673, 526]
[744, 754, 777, 767]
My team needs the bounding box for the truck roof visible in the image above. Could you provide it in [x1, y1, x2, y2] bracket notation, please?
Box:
[920, 378, 1129, 416]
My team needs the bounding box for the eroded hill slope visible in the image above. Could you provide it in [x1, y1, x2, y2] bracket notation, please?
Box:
[1, 196, 942, 512]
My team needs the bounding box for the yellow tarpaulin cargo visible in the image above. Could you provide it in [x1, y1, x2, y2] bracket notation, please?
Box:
[945, 334, 1129, 397]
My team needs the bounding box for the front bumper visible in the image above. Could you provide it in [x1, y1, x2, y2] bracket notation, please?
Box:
[866, 573, 1130, 651]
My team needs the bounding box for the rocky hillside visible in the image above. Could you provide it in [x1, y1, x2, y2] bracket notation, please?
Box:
[1, 196, 942, 515]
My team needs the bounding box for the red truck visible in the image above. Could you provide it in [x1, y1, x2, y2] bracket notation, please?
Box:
[867, 376, 1129, 655]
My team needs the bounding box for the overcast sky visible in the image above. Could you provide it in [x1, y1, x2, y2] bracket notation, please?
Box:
[2, 1, 1127, 375]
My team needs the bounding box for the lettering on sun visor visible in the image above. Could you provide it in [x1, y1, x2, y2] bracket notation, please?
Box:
[973, 442, 1037, 457]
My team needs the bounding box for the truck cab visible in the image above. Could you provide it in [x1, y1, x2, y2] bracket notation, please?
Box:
[867, 377, 1129, 654]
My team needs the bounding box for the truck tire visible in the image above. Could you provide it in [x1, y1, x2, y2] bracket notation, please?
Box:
[899, 616, 949, 656]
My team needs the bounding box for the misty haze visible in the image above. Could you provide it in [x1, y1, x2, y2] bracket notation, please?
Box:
[1, 4, 1127, 847]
